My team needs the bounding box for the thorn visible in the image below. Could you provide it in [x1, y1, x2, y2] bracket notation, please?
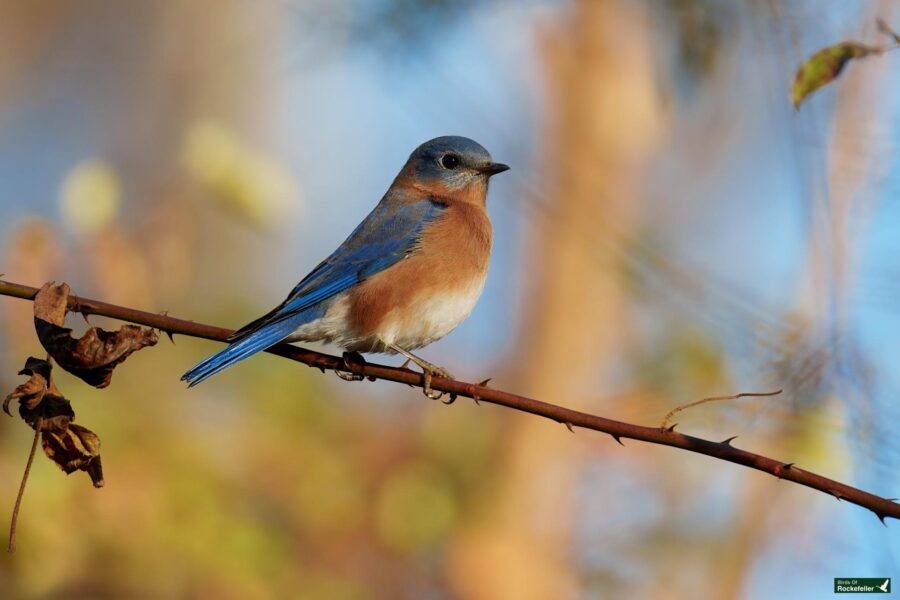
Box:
[472, 395, 481, 405]
[165, 330, 176, 344]
[875, 512, 888, 527]
[317, 366, 325, 374]
[611, 434, 624, 446]
[399, 358, 412, 371]
[774, 462, 794, 479]
[81, 312, 92, 325]
[829, 490, 845, 502]
[720, 435, 738, 446]
[665, 423, 678, 432]
[477, 378, 492, 387]
[564, 422, 575, 433]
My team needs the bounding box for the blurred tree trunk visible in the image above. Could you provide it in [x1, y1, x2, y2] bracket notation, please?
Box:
[449, 1, 666, 598]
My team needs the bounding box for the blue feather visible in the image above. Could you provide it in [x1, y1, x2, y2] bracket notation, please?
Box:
[181, 196, 444, 385]
[181, 309, 315, 386]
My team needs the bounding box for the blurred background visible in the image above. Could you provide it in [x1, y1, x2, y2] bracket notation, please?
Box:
[0, 0, 898, 598]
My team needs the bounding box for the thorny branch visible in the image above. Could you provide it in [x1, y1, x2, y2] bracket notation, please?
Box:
[1, 278, 897, 524]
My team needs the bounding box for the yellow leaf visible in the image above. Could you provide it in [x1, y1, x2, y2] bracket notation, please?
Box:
[59, 160, 121, 235]
[182, 119, 298, 227]
[791, 42, 880, 109]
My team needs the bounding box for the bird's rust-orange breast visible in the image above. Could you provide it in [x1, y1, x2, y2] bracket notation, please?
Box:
[348, 200, 492, 347]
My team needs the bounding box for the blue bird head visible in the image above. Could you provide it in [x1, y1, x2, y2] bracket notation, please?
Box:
[402, 136, 509, 191]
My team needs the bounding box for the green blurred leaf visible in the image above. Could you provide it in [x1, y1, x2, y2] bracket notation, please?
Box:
[791, 42, 880, 109]
[290, 442, 366, 535]
[375, 463, 457, 553]
[297, 571, 370, 600]
[420, 408, 497, 485]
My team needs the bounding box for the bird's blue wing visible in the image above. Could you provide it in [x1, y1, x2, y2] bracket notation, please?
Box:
[280, 199, 444, 316]
[181, 197, 445, 386]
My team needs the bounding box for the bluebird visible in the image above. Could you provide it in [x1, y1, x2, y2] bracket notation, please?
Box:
[182, 136, 509, 398]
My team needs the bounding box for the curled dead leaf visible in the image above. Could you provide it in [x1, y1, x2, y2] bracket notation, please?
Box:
[4, 357, 104, 486]
[42, 424, 104, 488]
[33, 282, 158, 388]
[3, 357, 73, 431]
[791, 42, 881, 109]
[3, 356, 53, 417]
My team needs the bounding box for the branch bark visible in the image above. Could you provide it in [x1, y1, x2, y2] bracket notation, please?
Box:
[1, 278, 897, 523]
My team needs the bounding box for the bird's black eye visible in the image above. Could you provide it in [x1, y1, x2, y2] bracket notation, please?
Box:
[440, 154, 460, 170]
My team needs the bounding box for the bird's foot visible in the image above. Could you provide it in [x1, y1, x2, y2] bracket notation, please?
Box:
[334, 351, 366, 382]
[384, 342, 454, 401]
[416, 361, 454, 401]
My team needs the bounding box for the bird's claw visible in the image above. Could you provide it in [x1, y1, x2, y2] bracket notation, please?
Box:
[334, 369, 364, 381]
[385, 342, 454, 401]
[420, 365, 454, 401]
[423, 372, 442, 400]
[334, 351, 366, 381]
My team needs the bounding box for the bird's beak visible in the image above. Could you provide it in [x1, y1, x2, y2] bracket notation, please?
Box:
[477, 162, 510, 176]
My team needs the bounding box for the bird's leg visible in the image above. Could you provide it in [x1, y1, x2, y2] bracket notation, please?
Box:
[386, 342, 453, 400]
[334, 351, 365, 381]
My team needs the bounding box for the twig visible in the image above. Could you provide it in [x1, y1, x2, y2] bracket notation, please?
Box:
[1, 278, 897, 523]
[659, 389, 783, 431]
[8, 420, 41, 554]
[877, 18, 900, 44]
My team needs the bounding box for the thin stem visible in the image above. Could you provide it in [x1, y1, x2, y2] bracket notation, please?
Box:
[660, 389, 783, 430]
[9, 420, 41, 554]
[0, 278, 897, 523]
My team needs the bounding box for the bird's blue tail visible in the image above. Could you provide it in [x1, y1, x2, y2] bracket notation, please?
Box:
[181, 317, 303, 387]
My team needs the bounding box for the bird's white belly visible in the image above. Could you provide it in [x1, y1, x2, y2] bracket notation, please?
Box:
[287, 294, 353, 345]
[289, 274, 487, 352]
[383, 277, 487, 350]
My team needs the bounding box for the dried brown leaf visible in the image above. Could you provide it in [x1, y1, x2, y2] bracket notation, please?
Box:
[41, 425, 104, 488]
[3, 357, 52, 416]
[33, 281, 68, 326]
[3, 357, 73, 431]
[33, 282, 158, 388]
[4, 358, 105, 487]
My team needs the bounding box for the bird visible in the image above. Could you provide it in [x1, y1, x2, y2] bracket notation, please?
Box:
[181, 136, 509, 398]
